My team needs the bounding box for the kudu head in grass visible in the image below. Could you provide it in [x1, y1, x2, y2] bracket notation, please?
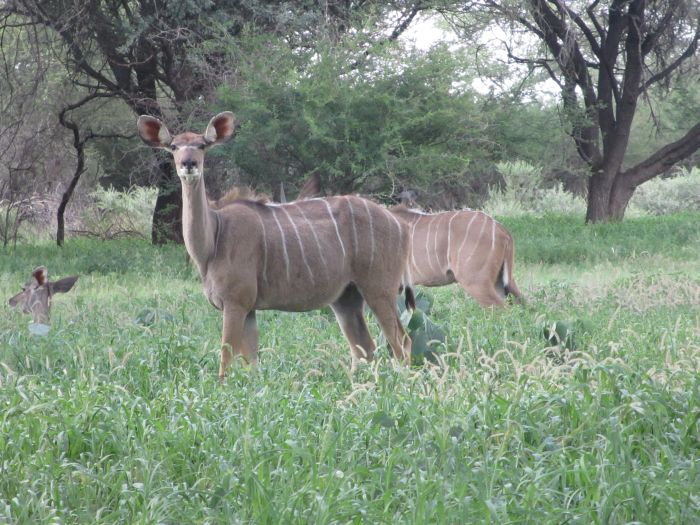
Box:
[8, 267, 78, 325]
[138, 113, 414, 380]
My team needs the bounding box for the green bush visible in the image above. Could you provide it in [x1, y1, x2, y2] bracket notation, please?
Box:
[630, 166, 700, 215]
[485, 161, 588, 216]
[81, 186, 157, 240]
[214, 39, 482, 196]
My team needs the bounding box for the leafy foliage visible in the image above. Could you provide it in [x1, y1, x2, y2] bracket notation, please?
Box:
[630, 167, 700, 216]
[485, 161, 588, 216]
[397, 289, 447, 365]
[80, 186, 158, 240]
[216, 41, 480, 197]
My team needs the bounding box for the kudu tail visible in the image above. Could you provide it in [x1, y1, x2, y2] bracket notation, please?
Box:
[402, 268, 416, 311]
[500, 237, 525, 305]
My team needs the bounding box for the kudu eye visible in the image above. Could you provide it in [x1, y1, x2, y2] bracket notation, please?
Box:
[170, 144, 177, 151]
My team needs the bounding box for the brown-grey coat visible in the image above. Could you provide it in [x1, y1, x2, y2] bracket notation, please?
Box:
[137, 112, 414, 379]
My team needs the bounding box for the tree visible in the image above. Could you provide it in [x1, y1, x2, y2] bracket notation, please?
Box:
[56, 92, 131, 246]
[217, 41, 484, 205]
[442, 0, 700, 222]
[1, 1, 429, 242]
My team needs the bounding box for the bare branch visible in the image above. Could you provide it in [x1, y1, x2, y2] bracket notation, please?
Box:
[586, 0, 605, 40]
[643, 20, 700, 90]
[558, 0, 620, 104]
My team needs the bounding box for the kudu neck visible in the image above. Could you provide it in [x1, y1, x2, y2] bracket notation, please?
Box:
[181, 176, 217, 275]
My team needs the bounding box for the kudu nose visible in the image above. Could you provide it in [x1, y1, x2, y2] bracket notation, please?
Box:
[182, 159, 197, 171]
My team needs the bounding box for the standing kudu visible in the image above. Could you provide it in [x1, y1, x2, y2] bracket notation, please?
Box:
[390, 206, 524, 307]
[8, 266, 78, 325]
[137, 112, 414, 379]
[298, 179, 524, 307]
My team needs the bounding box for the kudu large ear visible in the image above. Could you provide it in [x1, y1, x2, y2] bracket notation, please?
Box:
[137, 115, 173, 149]
[32, 266, 48, 286]
[8, 290, 24, 308]
[204, 112, 236, 146]
[50, 275, 79, 295]
[298, 172, 321, 200]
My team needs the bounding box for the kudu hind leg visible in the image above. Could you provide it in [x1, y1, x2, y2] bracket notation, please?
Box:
[220, 308, 258, 380]
[459, 278, 506, 307]
[362, 292, 412, 365]
[455, 267, 506, 308]
[331, 285, 376, 369]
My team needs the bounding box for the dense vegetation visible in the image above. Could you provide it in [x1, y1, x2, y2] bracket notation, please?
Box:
[1, 2, 698, 241]
[1, 213, 698, 523]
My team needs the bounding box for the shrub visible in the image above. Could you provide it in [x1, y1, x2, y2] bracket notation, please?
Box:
[80, 186, 157, 240]
[630, 166, 700, 215]
[531, 183, 587, 215]
[494, 160, 543, 204]
[485, 161, 587, 216]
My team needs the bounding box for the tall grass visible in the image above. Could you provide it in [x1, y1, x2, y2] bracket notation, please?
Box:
[1, 214, 698, 524]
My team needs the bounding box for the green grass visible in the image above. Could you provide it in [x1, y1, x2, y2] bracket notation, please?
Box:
[1, 214, 698, 524]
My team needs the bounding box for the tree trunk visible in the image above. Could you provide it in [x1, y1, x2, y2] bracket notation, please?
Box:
[608, 176, 636, 220]
[585, 168, 615, 223]
[151, 157, 183, 244]
[126, 97, 183, 244]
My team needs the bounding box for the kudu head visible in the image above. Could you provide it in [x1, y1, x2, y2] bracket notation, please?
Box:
[8, 266, 78, 325]
[137, 112, 236, 184]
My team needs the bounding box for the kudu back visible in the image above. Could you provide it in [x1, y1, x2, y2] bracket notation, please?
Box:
[297, 178, 524, 307]
[137, 112, 414, 379]
[8, 266, 79, 325]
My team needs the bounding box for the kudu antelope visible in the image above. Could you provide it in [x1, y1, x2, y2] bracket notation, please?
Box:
[390, 205, 524, 307]
[8, 266, 78, 325]
[297, 180, 524, 308]
[137, 112, 414, 379]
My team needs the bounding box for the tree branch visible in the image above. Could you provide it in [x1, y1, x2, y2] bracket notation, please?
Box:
[624, 121, 700, 187]
[643, 21, 700, 90]
[56, 91, 120, 245]
[586, 0, 605, 41]
[558, 0, 620, 105]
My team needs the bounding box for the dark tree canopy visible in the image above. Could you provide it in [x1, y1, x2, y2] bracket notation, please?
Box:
[442, 0, 700, 222]
[2, 0, 429, 242]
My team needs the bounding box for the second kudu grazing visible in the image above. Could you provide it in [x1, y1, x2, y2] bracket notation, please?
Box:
[8, 266, 79, 325]
[390, 205, 524, 307]
[138, 112, 415, 379]
[298, 181, 524, 308]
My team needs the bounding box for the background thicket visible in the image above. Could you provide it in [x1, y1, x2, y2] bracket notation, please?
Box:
[0, 1, 698, 244]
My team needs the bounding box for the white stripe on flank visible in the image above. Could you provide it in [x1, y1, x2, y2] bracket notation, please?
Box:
[425, 215, 438, 274]
[253, 211, 268, 284]
[434, 214, 442, 269]
[490, 218, 496, 251]
[361, 199, 375, 270]
[294, 203, 329, 280]
[456, 212, 479, 261]
[387, 209, 404, 253]
[280, 206, 314, 282]
[446, 212, 458, 267]
[270, 208, 290, 282]
[463, 215, 487, 265]
[346, 198, 359, 259]
[322, 199, 346, 258]
[410, 218, 421, 277]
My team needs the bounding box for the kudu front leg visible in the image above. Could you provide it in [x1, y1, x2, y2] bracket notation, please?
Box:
[220, 307, 259, 381]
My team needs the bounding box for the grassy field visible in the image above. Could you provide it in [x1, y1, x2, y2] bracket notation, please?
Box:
[1, 213, 698, 524]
